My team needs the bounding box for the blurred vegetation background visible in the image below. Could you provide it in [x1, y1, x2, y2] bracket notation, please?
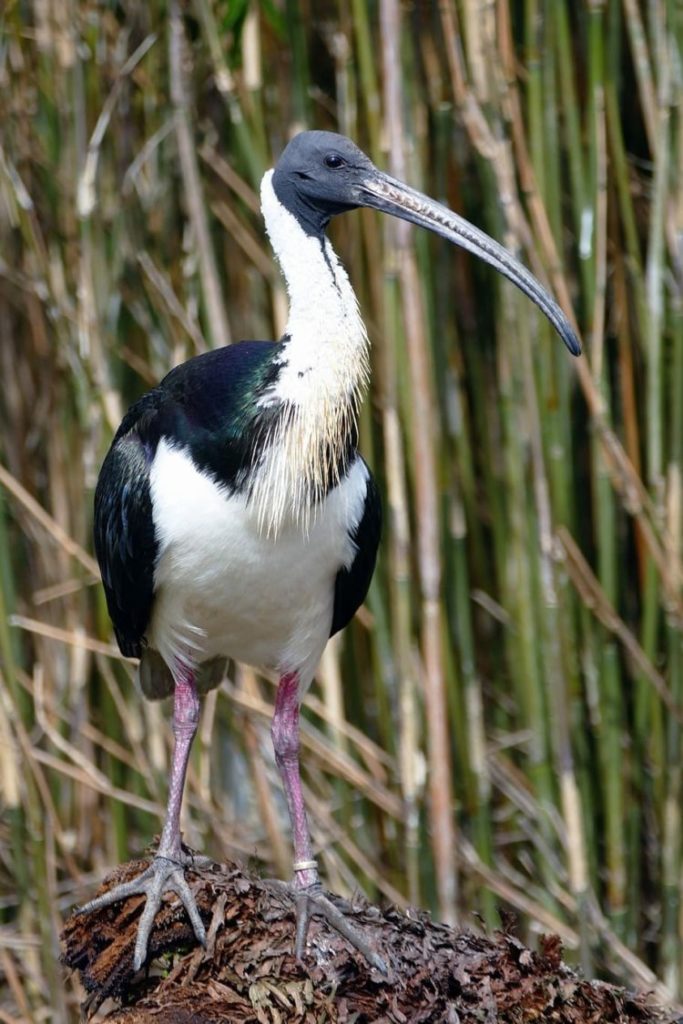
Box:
[1, 0, 682, 1018]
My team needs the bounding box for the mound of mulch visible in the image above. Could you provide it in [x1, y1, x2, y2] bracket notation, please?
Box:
[61, 856, 676, 1023]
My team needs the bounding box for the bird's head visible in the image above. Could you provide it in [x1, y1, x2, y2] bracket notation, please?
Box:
[270, 130, 580, 357]
[271, 131, 376, 230]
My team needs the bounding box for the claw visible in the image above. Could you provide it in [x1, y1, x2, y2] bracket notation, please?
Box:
[76, 853, 207, 970]
[284, 880, 388, 974]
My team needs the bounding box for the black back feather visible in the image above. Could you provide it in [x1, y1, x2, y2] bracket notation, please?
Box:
[94, 420, 159, 657]
[330, 466, 381, 637]
[94, 342, 280, 657]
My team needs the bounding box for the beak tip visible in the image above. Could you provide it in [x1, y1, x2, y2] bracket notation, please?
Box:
[558, 319, 581, 357]
[568, 334, 582, 357]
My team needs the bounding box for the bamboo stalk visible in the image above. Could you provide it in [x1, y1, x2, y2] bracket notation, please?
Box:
[169, 0, 231, 350]
[380, 0, 457, 925]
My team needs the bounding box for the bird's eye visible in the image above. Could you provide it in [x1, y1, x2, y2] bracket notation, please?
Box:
[324, 153, 346, 169]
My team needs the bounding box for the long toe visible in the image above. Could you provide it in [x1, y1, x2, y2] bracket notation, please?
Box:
[169, 869, 207, 950]
[77, 854, 207, 971]
[295, 884, 388, 974]
[76, 864, 158, 916]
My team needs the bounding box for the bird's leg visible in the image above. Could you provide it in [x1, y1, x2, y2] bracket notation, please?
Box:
[271, 672, 386, 972]
[77, 668, 208, 970]
[158, 670, 201, 859]
[271, 673, 318, 888]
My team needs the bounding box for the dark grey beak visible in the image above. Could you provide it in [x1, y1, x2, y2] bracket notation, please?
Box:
[358, 171, 581, 357]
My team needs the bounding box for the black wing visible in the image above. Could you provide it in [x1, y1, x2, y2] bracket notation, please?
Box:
[94, 398, 162, 658]
[94, 342, 280, 658]
[330, 462, 381, 637]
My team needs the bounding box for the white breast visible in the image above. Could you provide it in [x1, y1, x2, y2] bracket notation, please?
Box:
[146, 439, 369, 688]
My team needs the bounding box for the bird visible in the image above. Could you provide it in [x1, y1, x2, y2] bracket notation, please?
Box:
[77, 130, 580, 972]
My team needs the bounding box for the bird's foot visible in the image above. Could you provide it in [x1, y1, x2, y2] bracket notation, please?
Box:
[294, 881, 388, 972]
[76, 851, 210, 970]
[273, 867, 387, 974]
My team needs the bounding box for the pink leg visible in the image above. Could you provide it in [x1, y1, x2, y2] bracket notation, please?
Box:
[158, 670, 200, 858]
[271, 672, 318, 889]
[270, 672, 387, 972]
[78, 667, 207, 970]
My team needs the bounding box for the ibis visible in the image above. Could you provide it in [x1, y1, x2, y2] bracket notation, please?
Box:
[78, 131, 580, 971]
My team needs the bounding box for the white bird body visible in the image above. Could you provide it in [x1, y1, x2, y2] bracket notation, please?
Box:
[147, 439, 371, 685]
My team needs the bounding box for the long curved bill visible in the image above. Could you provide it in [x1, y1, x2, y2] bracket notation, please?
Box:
[358, 172, 581, 357]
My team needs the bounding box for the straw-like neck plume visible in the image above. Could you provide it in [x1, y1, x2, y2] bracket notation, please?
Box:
[254, 171, 370, 534]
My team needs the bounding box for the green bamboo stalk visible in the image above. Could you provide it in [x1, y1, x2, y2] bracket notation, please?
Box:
[430, 98, 496, 925]
[350, 0, 382, 156]
[524, 0, 546, 200]
[0, 497, 31, 935]
[449, 495, 497, 925]
[517, 281, 591, 969]
[169, 2, 232, 350]
[659, 64, 679, 974]
[631, 6, 672, 949]
[604, 3, 647, 341]
[380, 0, 456, 924]
[497, 287, 557, 857]
[587, 0, 630, 945]
[284, 0, 310, 128]
[661, 218, 683, 982]
[352, 0, 419, 902]
[554, 1, 590, 311]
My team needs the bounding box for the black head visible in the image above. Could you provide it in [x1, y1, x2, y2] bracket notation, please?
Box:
[271, 131, 376, 237]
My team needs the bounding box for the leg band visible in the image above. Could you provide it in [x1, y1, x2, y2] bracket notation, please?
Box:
[293, 859, 318, 872]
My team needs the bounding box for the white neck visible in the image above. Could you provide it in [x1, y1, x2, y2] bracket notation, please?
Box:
[253, 172, 370, 534]
[260, 170, 368, 404]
